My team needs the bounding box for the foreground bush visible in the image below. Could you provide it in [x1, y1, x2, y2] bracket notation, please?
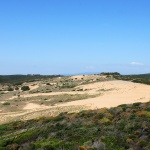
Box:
[0, 102, 150, 150]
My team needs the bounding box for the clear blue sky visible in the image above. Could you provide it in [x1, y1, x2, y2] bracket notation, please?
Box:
[0, 0, 150, 75]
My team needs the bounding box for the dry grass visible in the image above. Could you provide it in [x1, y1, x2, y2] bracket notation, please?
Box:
[0, 105, 89, 124]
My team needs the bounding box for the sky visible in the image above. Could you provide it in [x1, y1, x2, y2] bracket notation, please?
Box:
[0, 0, 150, 75]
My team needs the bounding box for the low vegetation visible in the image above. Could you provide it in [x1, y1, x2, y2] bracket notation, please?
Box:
[2, 102, 10, 106]
[104, 72, 150, 85]
[119, 76, 150, 85]
[0, 102, 150, 150]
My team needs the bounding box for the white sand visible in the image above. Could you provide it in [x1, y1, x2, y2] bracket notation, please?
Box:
[57, 80, 150, 109]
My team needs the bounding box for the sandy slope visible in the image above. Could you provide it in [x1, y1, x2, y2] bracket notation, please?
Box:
[57, 80, 150, 109]
[1, 80, 150, 124]
[20, 80, 150, 110]
[8, 80, 150, 109]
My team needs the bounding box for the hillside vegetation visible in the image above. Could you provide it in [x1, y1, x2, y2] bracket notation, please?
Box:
[0, 102, 150, 150]
[113, 73, 150, 85]
[0, 75, 61, 85]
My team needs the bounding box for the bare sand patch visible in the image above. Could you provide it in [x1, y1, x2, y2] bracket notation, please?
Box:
[57, 80, 150, 109]
[23, 103, 48, 110]
[29, 85, 39, 90]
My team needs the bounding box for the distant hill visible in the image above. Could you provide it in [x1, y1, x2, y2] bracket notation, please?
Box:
[0, 75, 62, 85]
[1, 72, 150, 85]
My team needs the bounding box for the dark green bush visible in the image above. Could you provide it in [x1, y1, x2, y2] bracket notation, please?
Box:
[133, 102, 142, 107]
[7, 87, 14, 91]
[2, 102, 10, 106]
[21, 86, 30, 91]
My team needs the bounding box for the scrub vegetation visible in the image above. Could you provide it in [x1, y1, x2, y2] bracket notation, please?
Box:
[0, 102, 150, 150]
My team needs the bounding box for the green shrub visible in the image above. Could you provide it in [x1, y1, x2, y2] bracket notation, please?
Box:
[7, 87, 14, 91]
[15, 87, 19, 90]
[34, 138, 60, 149]
[133, 102, 142, 107]
[0, 139, 9, 148]
[2, 102, 10, 106]
[0, 124, 10, 135]
[13, 128, 39, 143]
[21, 86, 30, 91]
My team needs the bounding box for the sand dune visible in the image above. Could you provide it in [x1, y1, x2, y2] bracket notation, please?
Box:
[57, 80, 150, 109]
[9, 80, 150, 109]
[1, 80, 150, 124]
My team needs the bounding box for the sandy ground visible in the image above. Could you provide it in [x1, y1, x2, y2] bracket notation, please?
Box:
[70, 75, 86, 80]
[70, 74, 106, 80]
[23, 103, 49, 110]
[57, 80, 150, 109]
[29, 85, 39, 90]
[1, 80, 150, 124]
[8, 91, 92, 100]
[8, 80, 150, 109]
[10, 80, 150, 110]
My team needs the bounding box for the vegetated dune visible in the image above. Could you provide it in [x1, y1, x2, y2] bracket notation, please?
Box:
[1, 79, 150, 124]
[0, 101, 150, 149]
[8, 91, 90, 100]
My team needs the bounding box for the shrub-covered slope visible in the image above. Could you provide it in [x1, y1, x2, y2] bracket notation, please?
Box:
[115, 74, 150, 85]
[0, 102, 150, 150]
[100, 72, 150, 85]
